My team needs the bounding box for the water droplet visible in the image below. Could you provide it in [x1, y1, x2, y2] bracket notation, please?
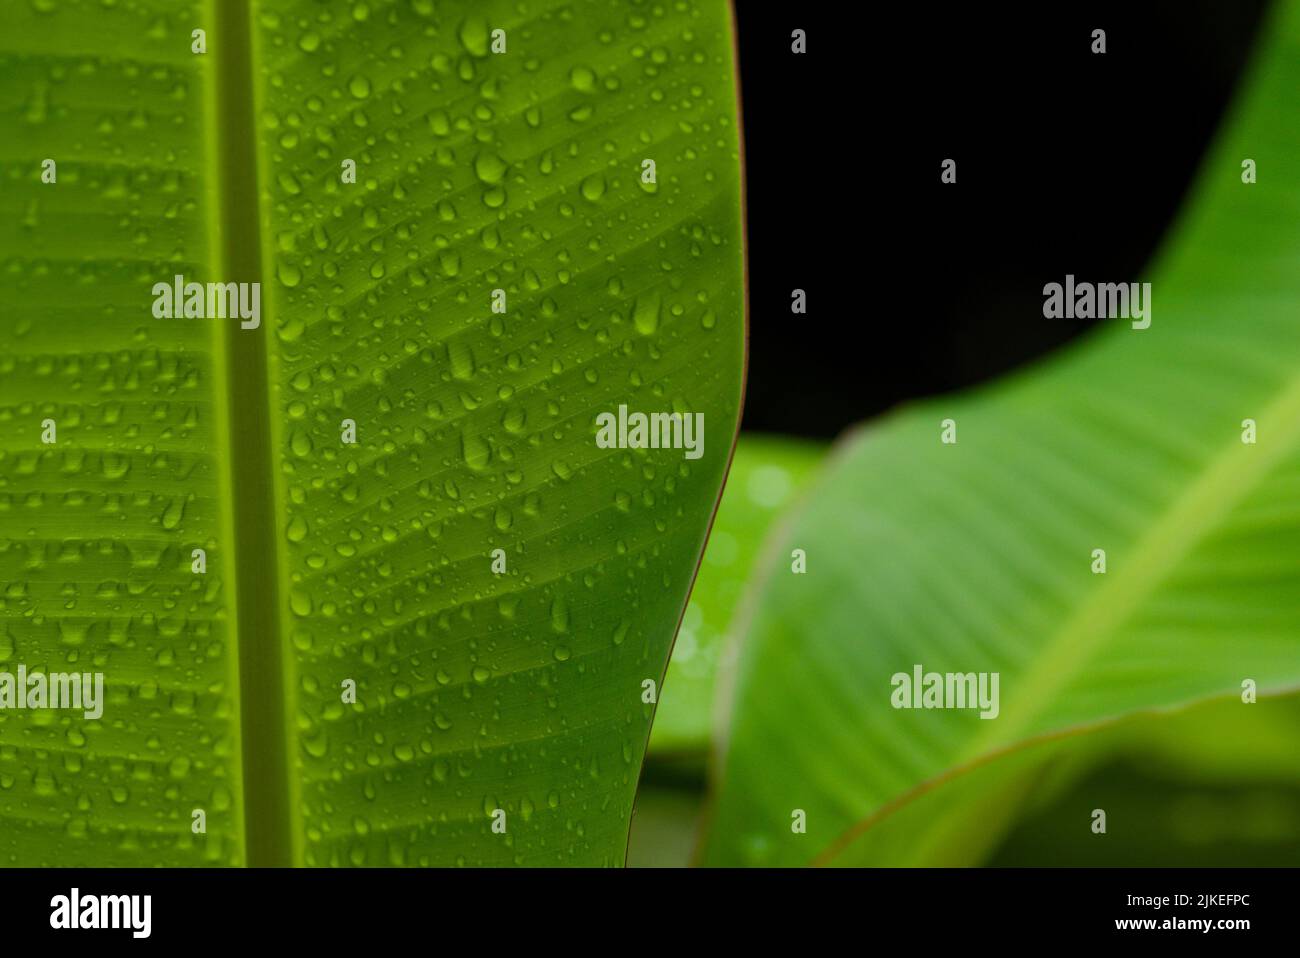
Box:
[633, 294, 660, 335]
[277, 259, 302, 288]
[459, 16, 489, 57]
[474, 151, 507, 185]
[569, 66, 597, 93]
[160, 497, 186, 530]
[462, 432, 491, 471]
[449, 340, 475, 380]
[290, 428, 313, 457]
[580, 173, 606, 202]
[348, 75, 372, 99]
[550, 595, 569, 633]
[290, 588, 313, 617]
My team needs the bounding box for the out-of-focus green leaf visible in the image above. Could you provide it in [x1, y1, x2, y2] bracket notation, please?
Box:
[649, 434, 824, 756]
[700, 0, 1300, 866]
[626, 785, 703, 867]
[831, 692, 1300, 867]
[987, 694, 1300, 866]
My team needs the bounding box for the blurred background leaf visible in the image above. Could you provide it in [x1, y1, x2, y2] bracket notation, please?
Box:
[698, 0, 1300, 867]
[629, 434, 824, 866]
[987, 692, 1300, 866]
[648, 434, 825, 758]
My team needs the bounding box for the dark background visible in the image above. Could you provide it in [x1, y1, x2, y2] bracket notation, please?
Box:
[733, 0, 1272, 438]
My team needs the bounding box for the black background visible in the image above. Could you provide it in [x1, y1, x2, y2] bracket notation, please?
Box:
[1, 866, 1281, 944]
[734, 0, 1271, 438]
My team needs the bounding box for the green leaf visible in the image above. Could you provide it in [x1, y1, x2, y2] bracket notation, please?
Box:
[986, 692, 1300, 866]
[626, 784, 703, 867]
[649, 433, 824, 756]
[820, 691, 1300, 867]
[0, 0, 744, 866]
[700, 0, 1300, 867]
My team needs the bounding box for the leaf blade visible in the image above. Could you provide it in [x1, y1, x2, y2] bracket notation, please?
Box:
[0, 0, 746, 867]
[248, 0, 745, 866]
[0, 0, 245, 865]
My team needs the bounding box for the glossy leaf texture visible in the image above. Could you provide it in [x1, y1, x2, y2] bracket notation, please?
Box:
[0, 0, 745, 866]
[700, 0, 1300, 866]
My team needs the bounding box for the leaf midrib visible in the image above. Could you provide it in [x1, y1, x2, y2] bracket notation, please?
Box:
[821, 367, 1300, 864]
[209, 0, 294, 868]
[964, 369, 1300, 756]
